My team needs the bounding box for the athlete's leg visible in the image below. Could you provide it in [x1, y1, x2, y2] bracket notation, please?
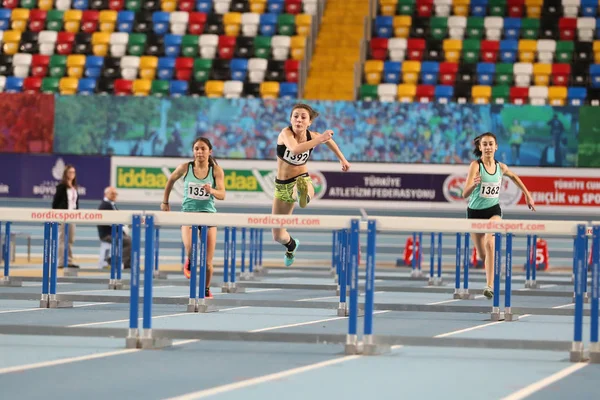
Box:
[272, 197, 300, 266]
[181, 226, 192, 278]
[204, 226, 217, 297]
[480, 215, 502, 298]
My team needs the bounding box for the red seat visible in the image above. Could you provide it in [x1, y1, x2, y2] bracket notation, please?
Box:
[31, 55, 50, 77]
[407, 38, 425, 60]
[416, 0, 433, 17]
[285, 0, 302, 14]
[218, 35, 236, 59]
[416, 84, 435, 102]
[507, 0, 524, 17]
[481, 40, 499, 62]
[369, 38, 388, 60]
[23, 77, 42, 93]
[552, 64, 571, 86]
[56, 32, 75, 55]
[109, 0, 124, 10]
[559, 18, 577, 41]
[175, 57, 193, 80]
[114, 79, 133, 95]
[510, 86, 528, 104]
[188, 12, 207, 35]
[284, 59, 299, 82]
[29, 10, 47, 32]
[81, 11, 99, 34]
[179, 0, 195, 11]
[2, 0, 18, 9]
[439, 62, 458, 85]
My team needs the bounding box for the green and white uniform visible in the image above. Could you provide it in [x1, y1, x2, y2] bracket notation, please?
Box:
[181, 162, 217, 213]
[468, 159, 503, 210]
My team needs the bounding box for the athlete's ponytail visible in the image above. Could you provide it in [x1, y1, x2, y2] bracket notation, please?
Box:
[208, 155, 217, 167]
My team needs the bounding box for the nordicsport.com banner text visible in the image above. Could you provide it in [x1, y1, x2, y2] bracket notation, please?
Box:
[247, 216, 321, 227]
[30, 211, 104, 222]
[470, 221, 547, 233]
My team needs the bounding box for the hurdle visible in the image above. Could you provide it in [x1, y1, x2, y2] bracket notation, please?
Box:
[0, 221, 22, 287]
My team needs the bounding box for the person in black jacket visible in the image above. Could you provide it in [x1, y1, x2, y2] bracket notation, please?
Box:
[51, 164, 79, 269]
[97, 186, 131, 269]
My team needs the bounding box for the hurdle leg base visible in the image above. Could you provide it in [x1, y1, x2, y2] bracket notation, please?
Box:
[63, 268, 79, 277]
[0, 277, 22, 287]
[125, 337, 139, 349]
[139, 337, 173, 350]
[186, 303, 197, 313]
[228, 285, 245, 293]
[39, 299, 49, 308]
[460, 291, 476, 300]
[196, 303, 218, 314]
[572, 295, 590, 304]
[504, 313, 520, 322]
[153, 271, 168, 280]
[253, 268, 267, 277]
[434, 278, 444, 286]
[410, 270, 424, 278]
[48, 299, 73, 309]
[337, 306, 347, 317]
[490, 311, 505, 322]
[453, 292, 462, 300]
[239, 272, 256, 281]
[221, 284, 230, 293]
[569, 350, 588, 363]
[363, 343, 392, 356]
[344, 343, 363, 355]
[525, 281, 540, 289]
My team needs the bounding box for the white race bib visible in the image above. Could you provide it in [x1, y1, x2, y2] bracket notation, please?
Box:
[480, 181, 501, 198]
[187, 182, 211, 200]
[282, 149, 310, 165]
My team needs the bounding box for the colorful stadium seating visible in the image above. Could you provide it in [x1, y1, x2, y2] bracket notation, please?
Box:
[362, 0, 600, 105]
[0, 0, 316, 98]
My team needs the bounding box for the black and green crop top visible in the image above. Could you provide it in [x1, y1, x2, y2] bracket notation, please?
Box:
[276, 126, 313, 166]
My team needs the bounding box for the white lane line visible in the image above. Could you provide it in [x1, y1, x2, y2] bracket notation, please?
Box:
[427, 295, 485, 305]
[499, 362, 589, 400]
[249, 310, 391, 333]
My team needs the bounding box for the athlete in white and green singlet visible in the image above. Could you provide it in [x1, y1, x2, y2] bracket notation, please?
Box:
[463, 132, 536, 300]
[161, 137, 226, 299]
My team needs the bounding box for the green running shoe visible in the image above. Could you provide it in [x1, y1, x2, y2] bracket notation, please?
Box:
[483, 286, 494, 299]
[284, 239, 300, 267]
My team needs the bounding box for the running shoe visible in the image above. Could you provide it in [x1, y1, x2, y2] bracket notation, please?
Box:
[205, 288, 213, 299]
[296, 178, 309, 208]
[183, 257, 191, 279]
[284, 239, 300, 267]
[483, 286, 493, 299]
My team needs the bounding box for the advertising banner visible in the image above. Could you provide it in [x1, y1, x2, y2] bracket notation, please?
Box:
[0, 93, 55, 153]
[0, 154, 110, 200]
[111, 156, 600, 214]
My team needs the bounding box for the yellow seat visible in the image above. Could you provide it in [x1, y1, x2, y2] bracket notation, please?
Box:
[397, 83, 416, 102]
[364, 60, 384, 85]
[518, 39, 537, 62]
[471, 85, 492, 104]
[594, 41, 600, 63]
[260, 81, 279, 99]
[2, 30, 22, 55]
[402, 60, 421, 84]
[453, 0, 471, 16]
[139, 56, 158, 80]
[393, 16, 412, 38]
[379, 0, 398, 16]
[295, 14, 312, 37]
[223, 12, 242, 37]
[99, 10, 117, 33]
[64, 10, 82, 33]
[67, 55, 86, 78]
[161, 0, 177, 12]
[38, 0, 54, 11]
[92, 32, 110, 56]
[132, 79, 152, 96]
[205, 80, 225, 98]
[548, 86, 567, 106]
[10, 8, 29, 32]
[290, 36, 306, 60]
[533, 63, 552, 86]
[59, 77, 79, 95]
[525, 0, 543, 18]
[443, 39, 463, 63]
[249, 0, 266, 13]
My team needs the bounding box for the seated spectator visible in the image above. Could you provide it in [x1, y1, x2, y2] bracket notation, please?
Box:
[97, 186, 131, 269]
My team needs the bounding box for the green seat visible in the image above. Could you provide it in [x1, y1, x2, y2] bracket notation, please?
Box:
[128, 33, 147, 56]
[49, 55, 67, 78]
[125, 0, 141, 11]
[495, 63, 513, 85]
[521, 18, 540, 39]
[359, 84, 377, 101]
[254, 36, 271, 58]
[397, 0, 415, 15]
[46, 10, 64, 31]
[277, 14, 296, 36]
[151, 80, 170, 96]
[466, 17, 484, 39]
[20, 0, 37, 9]
[556, 41, 574, 63]
[491, 85, 510, 104]
[429, 17, 448, 40]
[181, 35, 199, 57]
[462, 39, 481, 64]
[488, 0, 506, 16]
[193, 58, 213, 81]
[41, 77, 59, 93]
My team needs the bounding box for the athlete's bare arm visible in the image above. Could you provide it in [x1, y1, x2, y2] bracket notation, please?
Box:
[462, 161, 481, 199]
[161, 162, 188, 210]
[312, 130, 351, 171]
[207, 165, 226, 201]
[279, 127, 331, 154]
[500, 163, 536, 210]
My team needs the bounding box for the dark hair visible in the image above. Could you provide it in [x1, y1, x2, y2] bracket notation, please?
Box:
[61, 164, 78, 187]
[192, 137, 217, 167]
[290, 103, 319, 120]
[472, 132, 497, 157]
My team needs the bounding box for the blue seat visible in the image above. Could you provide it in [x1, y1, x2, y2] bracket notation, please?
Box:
[117, 11, 135, 33]
[420, 61, 439, 85]
[499, 40, 518, 63]
[164, 34, 183, 58]
[503, 18, 521, 41]
[260, 13, 278, 36]
[72, 0, 89, 10]
[279, 82, 298, 99]
[77, 78, 97, 95]
[196, 0, 213, 13]
[0, 9, 11, 30]
[581, 0, 598, 17]
[229, 58, 248, 81]
[152, 12, 171, 36]
[434, 85, 453, 103]
[589, 64, 600, 88]
[476, 63, 495, 85]
[567, 87, 587, 106]
[374, 16, 393, 39]
[157, 57, 176, 80]
[267, 0, 285, 14]
[85, 56, 104, 78]
[383, 61, 402, 83]
[4, 77, 23, 93]
[170, 80, 189, 97]
[470, 0, 489, 17]
[596, 18, 600, 39]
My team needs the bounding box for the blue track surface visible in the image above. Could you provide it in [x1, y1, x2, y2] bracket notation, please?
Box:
[0, 266, 598, 400]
